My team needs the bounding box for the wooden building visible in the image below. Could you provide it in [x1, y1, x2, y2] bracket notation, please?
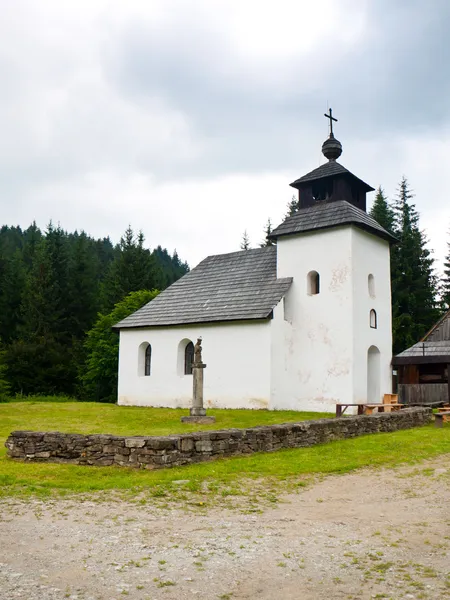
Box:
[393, 310, 450, 405]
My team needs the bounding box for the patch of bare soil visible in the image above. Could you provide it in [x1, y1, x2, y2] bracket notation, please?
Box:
[1, 458, 450, 600]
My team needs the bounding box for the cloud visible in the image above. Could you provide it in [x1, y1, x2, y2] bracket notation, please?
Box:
[0, 0, 449, 273]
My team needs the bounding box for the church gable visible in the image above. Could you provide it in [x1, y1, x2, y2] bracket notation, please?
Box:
[115, 246, 292, 329]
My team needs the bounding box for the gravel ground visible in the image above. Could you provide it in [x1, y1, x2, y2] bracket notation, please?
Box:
[1, 457, 449, 600]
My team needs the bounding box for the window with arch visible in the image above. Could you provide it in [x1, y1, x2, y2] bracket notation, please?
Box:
[184, 341, 194, 375]
[368, 274, 375, 298]
[177, 339, 195, 376]
[307, 270, 320, 295]
[144, 344, 152, 376]
[138, 342, 152, 377]
[370, 309, 377, 329]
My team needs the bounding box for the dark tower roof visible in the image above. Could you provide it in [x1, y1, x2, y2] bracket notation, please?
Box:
[290, 161, 374, 193]
[290, 110, 375, 212]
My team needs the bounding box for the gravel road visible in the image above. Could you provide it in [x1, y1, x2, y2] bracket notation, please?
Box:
[1, 457, 449, 600]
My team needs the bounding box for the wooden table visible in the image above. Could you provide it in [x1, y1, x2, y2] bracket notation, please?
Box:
[335, 403, 405, 417]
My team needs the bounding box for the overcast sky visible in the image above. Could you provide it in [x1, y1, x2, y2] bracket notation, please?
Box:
[1, 0, 449, 270]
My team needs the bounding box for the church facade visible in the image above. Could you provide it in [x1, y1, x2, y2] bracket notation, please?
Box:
[115, 125, 394, 412]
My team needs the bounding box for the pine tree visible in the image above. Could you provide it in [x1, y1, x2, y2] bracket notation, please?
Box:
[240, 230, 250, 250]
[67, 231, 100, 338]
[260, 219, 275, 247]
[369, 186, 395, 234]
[100, 227, 160, 311]
[391, 177, 439, 353]
[20, 224, 70, 342]
[285, 195, 299, 219]
[441, 229, 450, 310]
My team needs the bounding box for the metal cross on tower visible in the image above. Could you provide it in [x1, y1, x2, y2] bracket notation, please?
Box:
[324, 108, 338, 136]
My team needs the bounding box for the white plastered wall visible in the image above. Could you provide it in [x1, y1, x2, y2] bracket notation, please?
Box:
[118, 320, 271, 409]
[351, 228, 392, 404]
[270, 227, 355, 412]
[270, 225, 392, 412]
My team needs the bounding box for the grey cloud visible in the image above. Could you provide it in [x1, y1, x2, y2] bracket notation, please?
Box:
[102, 0, 450, 180]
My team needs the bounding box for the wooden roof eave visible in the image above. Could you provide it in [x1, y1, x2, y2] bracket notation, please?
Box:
[392, 355, 450, 366]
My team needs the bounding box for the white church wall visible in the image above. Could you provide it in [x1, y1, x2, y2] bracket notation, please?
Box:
[271, 227, 355, 412]
[118, 320, 271, 409]
[351, 228, 392, 403]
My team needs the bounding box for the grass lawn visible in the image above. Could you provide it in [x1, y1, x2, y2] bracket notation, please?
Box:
[0, 401, 449, 501]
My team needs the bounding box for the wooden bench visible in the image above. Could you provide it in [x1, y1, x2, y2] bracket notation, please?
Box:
[434, 411, 450, 428]
[335, 403, 405, 417]
[364, 404, 404, 415]
[336, 403, 367, 417]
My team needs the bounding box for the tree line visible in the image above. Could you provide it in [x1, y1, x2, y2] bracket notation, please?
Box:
[242, 177, 447, 355]
[0, 223, 188, 400]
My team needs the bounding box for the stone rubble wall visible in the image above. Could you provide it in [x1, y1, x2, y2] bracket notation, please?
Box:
[5, 408, 432, 470]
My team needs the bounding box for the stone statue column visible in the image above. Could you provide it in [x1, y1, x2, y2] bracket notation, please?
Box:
[181, 338, 216, 424]
[191, 338, 206, 416]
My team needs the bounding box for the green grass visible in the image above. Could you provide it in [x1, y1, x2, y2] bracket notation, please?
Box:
[0, 402, 449, 500]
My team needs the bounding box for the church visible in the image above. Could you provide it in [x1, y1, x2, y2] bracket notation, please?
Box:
[115, 114, 395, 412]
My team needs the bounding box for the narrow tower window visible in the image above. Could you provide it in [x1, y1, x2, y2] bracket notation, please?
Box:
[368, 274, 375, 298]
[370, 309, 377, 329]
[307, 271, 320, 295]
[144, 344, 152, 376]
[184, 341, 194, 375]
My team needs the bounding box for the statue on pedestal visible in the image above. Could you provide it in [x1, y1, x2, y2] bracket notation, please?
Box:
[181, 337, 215, 424]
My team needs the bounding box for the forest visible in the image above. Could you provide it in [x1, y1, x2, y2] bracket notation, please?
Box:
[0, 224, 188, 402]
[0, 176, 449, 403]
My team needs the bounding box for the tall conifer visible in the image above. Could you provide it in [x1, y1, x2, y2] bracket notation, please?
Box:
[240, 230, 250, 250]
[441, 229, 450, 310]
[390, 177, 439, 353]
[369, 186, 395, 234]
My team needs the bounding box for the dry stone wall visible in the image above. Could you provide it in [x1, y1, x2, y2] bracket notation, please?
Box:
[5, 408, 431, 470]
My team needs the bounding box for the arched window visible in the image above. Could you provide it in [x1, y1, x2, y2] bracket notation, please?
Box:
[370, 309, 377, 329]
[307, 271, 320, 295]
[138, 342, 151, 376]
[368, 274, 375, 298]
[144, 344, 152, 376]
[184, 342, 194, 375]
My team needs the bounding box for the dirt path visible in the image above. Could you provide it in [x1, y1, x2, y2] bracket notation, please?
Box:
[1, 458, 450, 600]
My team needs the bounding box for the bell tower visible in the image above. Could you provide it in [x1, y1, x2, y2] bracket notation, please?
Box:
[290, 109, 374, 211]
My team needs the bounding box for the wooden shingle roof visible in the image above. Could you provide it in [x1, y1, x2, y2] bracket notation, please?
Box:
[270, 200, 396, 242]
[114, 247, 292, 329]
[290, 161, 374, 192]
[393, 310, 450, 365]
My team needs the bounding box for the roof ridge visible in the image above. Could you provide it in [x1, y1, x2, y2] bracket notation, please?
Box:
[202, 245, 275, 262]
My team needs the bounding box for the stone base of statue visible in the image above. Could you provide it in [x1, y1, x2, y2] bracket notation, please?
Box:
[181, 415, 216, 424]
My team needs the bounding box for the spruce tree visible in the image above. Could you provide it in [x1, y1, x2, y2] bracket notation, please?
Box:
[369, 186, 395, 234]
[260, 219, 275, 247]
[100, 227, 160, 311]
[240, 230, 250, 250]
[391, 177, 439, 353]
[285, 195, 299, 219]
[441, 229, 450, 310]
[67, 231, 100, 338]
